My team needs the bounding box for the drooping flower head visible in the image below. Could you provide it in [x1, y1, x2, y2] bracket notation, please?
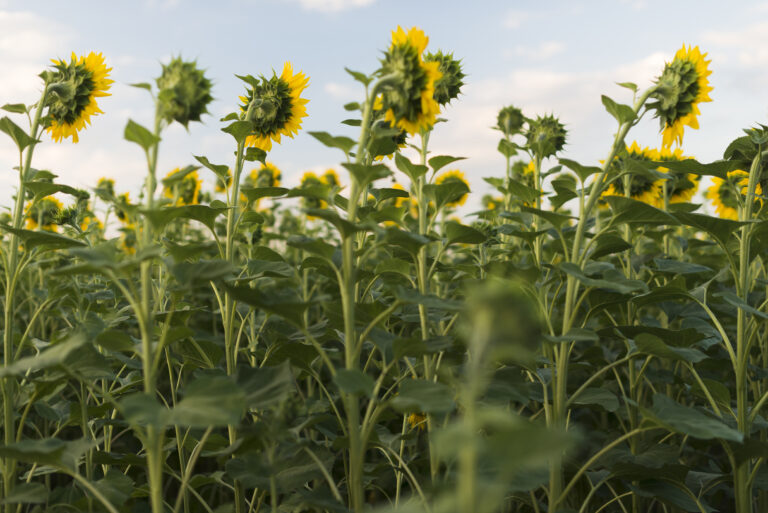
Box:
[300, 171, 327, 218]
[163, 167, 202, 206]
[240, 62, 309, 151]
[25, 196, 62, 231]
[526, 114, 567, 158]
[248, 162, 282, 189]
[657, 147, 699, 204]
[706, 170, 762, 220]
[425, 51, 465, 106]
[650, 45, 713, 148]
[435, 169, 470, 207]
[601, 142, 663, 207]
[377, 26, 442, 135]
[156, 57, 214, 128]
[95, 177, 115, 200]
[45, 52, 113, 143]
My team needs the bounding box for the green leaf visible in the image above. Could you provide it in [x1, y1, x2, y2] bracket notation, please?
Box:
[222, 120, 254, 143]
[424, 180, 470, 210]
[558, 262, 647, 294]
[520, 205, 574, 229]
[652, 258, 713, 275]
[309, 131, 356, 154]
[1, 103, 27, 114]
[635, 333, 707, 363]
[344, 67, 372, 85]
[0, 116, 37, 152]
[445, 221, 487, 245]
[129, 82, 152, 91]
[194, 155, 230, 181]
[591, 233, 632, 259]
[651, 158, 738, 180]
[394, 153, 428, 182]
[673, 211, 745, 247]
[240, 186, 288, 204]
[124, 119, 159, 151]
[428, 155, 466, 173]
[559, 158, 601, 182]
[0, 224, 86, 250]
[605, 196, 679, 226]
[0, 332, 87, 378]
[644, 393, 742, 442]
[497, 138, 518, 158]
[506, 179, 541, 205]
[171, 374, 245, 427]
[333, 369, 375, 398]
[713, 290, 768, 319]
[287, 235, 336, 260]
[341, 162, 391, 187]
[617, 82, 638, 92]
[119, 393, 169, 428]
[23, 181, 81, 201]
[544, 328, 599, 343]
[391, 379, 455, 414]
[395, 287, 463, 311]
[571, 388, 619, 412]
[237, 362, 294, 409]
[0, 483, 48, 505]
[303, 209, 360, 238]
[601, 95, 636, 124]
[223, 283, 310, 326]
[381, 227, 431, 256]
[170, 259, 237, 287]
[244, 147, 267, 163]
[142, 204, 228, 233]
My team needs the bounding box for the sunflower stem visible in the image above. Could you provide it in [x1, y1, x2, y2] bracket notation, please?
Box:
[2, 82, 49, 513]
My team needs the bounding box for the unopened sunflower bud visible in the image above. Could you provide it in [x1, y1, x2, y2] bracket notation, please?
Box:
[497, 105, 525, 137]
[425, 51, 465, 106]
[156, 57, 213, 128]
[526, 114, 567, 158]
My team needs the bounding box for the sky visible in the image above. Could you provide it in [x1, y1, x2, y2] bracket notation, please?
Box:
[2, 0, 768, 216]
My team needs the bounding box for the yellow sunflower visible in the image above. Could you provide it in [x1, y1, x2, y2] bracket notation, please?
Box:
[300, 171, 327, 218]
[705, 170, 761, 220]
[241, 62, 309, 152]
[652, 45, 713, 148]
[435, 169, 470, 207]
[407, 413, 427, 431]
[377, 26, 442, 135]
[483, 194, 504, 211]
[657, 147, 699, 204]
[321, 168, 341, 188]
[119, 224, 138, 255]
[601, 142, 664, 207]
[25, 196, 62, 232]
[46, 52, 113, 143]
[163, 168, 202, 206]
[115, 192, 133, 225]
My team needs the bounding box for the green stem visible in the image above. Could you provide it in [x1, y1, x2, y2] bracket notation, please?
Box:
[2, 84, 49, 510]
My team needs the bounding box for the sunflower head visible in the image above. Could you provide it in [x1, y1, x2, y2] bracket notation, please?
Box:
[482, 194, 504, 211]
[25, 196, 63, 232]
[45, 52, 113, 143]
[601, 142, 663, 207]
[119, 224, 138, 255]
[300, 171, 327, 215]
[156, 57, 213, 128]
[163, 167, 202, 206]
[377, 26, 442, 135]
[526, 114, 567, 158]
[657, 147, 699, 204]
[321, 169, 341, 188]
[245, 162, 282, 189]
[435, 169, 470, 207]
[407, 413, 427, 431]
[95, 177, 115, 200]
[650, 45, 713, 148]
[497, 105, 525, 137]
[115, 192, 133, 225]
[425, 51, 465, 106]
[706, 171, 750, 220]
[240, 62, 309, 151]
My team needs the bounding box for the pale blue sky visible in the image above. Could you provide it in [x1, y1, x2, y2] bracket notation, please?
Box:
[2, 0, 768, 214]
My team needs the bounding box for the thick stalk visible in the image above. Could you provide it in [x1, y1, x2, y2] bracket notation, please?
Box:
[2, 84, 48, 509]
[734, 150, 762, 513]
[549, 85, 656, 512]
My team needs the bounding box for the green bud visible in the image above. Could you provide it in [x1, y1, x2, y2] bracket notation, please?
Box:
[526, 114, 567, 158]
[497, 105, 525, 137]
[425, 51, 465, 106]
[156, 57, 214, 128]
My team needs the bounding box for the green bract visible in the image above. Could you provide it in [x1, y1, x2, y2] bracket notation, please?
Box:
[156, 57, 213, 128]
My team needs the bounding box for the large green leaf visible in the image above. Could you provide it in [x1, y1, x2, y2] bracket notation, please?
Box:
[391, 379, 455, 414]
[643, 394, 742, 442]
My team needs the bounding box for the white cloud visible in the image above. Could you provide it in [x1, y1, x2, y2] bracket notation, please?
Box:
[703, 22, 768, 67]
[511, 41, 565, 61]
[293, 0, 375, 12]
[502, 9, 531, 29]
[324, 81, 359, 100]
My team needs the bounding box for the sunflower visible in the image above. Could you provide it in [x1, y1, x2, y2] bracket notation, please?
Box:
[705, 170, 761, 220]
[241, 62, 309, 152]
[300, 171, 327, 218]
[377, 26, 442, 135]
[483, 194, 504, 211]
[601, 142, 663, 207]
[435, 169, 470, 207]
[407, 413, 427, 431]
[115, 192, 133, 225]
[46, 52, 113, 143]
[391, 183, 410, 209]
[95, 177, 115, 198]
[657, 147, 699, 204]
[119, 224, 138, 255]
[321, 169, 342, 188]
[25, 196, 62, 231]
[163, 168, 202, 206]
[651, 45, 713, 148]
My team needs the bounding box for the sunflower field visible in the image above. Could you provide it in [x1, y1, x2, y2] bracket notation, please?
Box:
[2, 23, 768, 513]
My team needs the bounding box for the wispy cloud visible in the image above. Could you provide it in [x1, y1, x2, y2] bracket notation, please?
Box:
[511, 41, 565, 61]
[292, 0, 375, 12]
